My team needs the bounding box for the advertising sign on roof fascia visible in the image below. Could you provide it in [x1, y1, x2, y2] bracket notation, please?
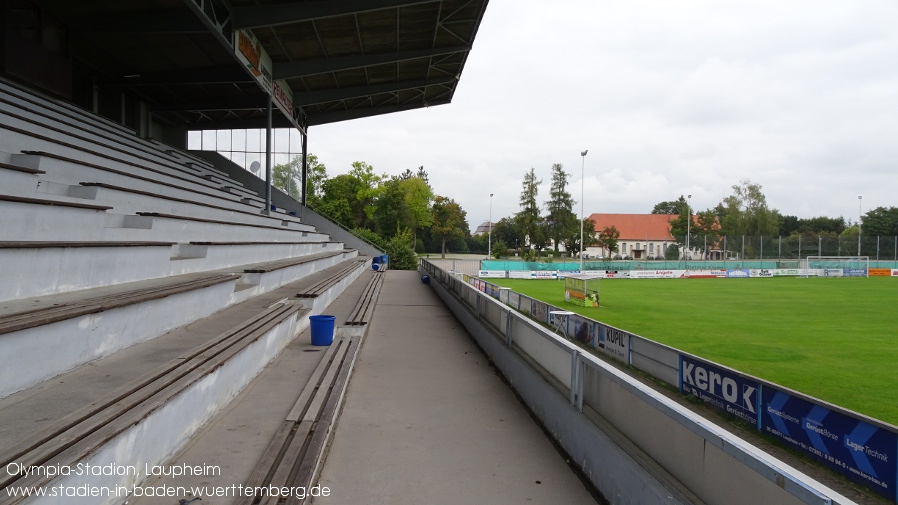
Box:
[234, 29, 298, 127]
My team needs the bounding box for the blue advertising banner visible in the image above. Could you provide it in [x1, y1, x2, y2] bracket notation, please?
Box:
[679, 355, 759, 428]
[761, 388, 897, 500]
[843, 268, 868, 277]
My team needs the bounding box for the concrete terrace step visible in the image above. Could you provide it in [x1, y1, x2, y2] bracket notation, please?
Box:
[0, 263, 374, 505]
[0, 95, 232, 184]
[0, 241, 345, 302]
[14, 150, 267, 213]
[0, 252, 362, 398]
[126, 269, 379, 505]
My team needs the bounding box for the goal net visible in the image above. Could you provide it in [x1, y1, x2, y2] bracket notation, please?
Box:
[801, 256, 869, 277]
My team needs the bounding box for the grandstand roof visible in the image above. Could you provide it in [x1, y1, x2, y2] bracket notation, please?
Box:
[28, 0, 488, 130]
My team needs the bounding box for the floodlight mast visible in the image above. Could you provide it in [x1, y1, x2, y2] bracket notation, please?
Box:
[488, 193, 494, 259]
[858, 195, 862, 256]
[686, 194, 692, 265]
[580, 150, 588, 273]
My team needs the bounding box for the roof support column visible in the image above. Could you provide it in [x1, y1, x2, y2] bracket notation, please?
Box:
[265, 96, 273, 215]
[300, 129, 308, 207]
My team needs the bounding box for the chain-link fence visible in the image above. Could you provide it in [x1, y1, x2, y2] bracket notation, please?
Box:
[671, 234, 898, 268]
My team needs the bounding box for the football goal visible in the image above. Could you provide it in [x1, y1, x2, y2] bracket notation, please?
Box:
[801, 256, 869, 277]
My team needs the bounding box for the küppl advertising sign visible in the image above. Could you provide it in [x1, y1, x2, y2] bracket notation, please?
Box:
[679, 355, 759, 428]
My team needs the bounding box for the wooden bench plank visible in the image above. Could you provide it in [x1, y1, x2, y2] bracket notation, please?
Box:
[0, 303, 302, 495]
[295, 259, 367, 298]
[0, 241, 174, 249]
[0, 161, 44, 174]
[243, 250, 344, 274]
[0, 273, 237, 335]
[0, 193, 111, 211]
[137, 211, 314, 234]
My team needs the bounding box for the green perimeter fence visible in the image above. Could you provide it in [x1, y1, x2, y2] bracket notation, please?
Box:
[480, 234, 898, 271]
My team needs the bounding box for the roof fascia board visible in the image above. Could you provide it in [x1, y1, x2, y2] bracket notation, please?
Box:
[121, 67, 253, 85]
[273, 45, 470, 79]
[306, 98, 449, 126]
[295, 76, 456, 106]
[233, 0, 438, 30]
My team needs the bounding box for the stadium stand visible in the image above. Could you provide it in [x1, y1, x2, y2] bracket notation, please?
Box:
[0, 79, 372, 504]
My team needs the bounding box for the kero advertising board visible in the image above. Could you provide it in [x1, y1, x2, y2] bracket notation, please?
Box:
[679, 355, 759, 428]
[762, 388, 897, 500]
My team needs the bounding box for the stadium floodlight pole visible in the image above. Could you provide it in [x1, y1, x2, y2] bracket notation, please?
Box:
[858, 195, 862, 256]
[686, 194, 692, 264]
[580, 150, 588, 272]
[488, 193, 494, 259]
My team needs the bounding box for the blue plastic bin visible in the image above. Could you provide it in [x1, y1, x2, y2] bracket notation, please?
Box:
[309, 315, 336, 346]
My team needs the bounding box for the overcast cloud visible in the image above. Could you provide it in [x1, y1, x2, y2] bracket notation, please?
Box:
[308, 0, 898, 230]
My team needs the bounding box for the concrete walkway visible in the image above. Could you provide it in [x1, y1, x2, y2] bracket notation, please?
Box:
[312, 270, 599, 505]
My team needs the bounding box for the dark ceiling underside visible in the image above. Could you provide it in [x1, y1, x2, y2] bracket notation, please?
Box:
[31, 0, 488, 130]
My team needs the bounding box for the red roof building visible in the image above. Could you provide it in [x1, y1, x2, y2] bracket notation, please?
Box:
[585, 213, 683, 260]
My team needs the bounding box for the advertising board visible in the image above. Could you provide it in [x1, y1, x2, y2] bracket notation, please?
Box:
[531, 300, 548, 323]
[629, 270, 684, 279]
[570, 315, 595, 345]
[686, 269, 727, 278]
[508, 291, 521, 310]
[750, 269, 774, 277]
[478, 270, 506, 278]
[531, 271, 559, 280]
[762, 388, 897, 500]
[508, 271, 532, 279]
[726, 269, 751, 278]
[598, 325, 630, 363]
[603, 270, 629, 279]
[679, 355, 759, 428]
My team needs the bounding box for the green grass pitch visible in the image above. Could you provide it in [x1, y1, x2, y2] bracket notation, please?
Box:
[490, 276, 898, 426]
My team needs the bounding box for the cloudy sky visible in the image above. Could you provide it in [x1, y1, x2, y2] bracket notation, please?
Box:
[308, 0, 898, 230]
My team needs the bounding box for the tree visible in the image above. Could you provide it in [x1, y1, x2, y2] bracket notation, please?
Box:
[492, 240, 508, 259]
[563, 217, 598, 257]
[431, 196, 468, 258]
[718, 179, 781, 237]
[401, 176, 434, 247]
[492, 217, 524, 252]
[544, 163, 578, 253]
[348, 161, 383, 230]
[374, 177, 408, 238]
[862, 207, 898, 237]
[799, 216, 846, 235]
[651, 196, 688, 215]
[383, 227, 418, 270]
[516, 168, 544, 249]
[597, 226, 620, 259]
[779, 215, 800, 236]
[318, 174, 361, 228]
[305, 153, 327, 208]
[272, 157, 302, 199]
